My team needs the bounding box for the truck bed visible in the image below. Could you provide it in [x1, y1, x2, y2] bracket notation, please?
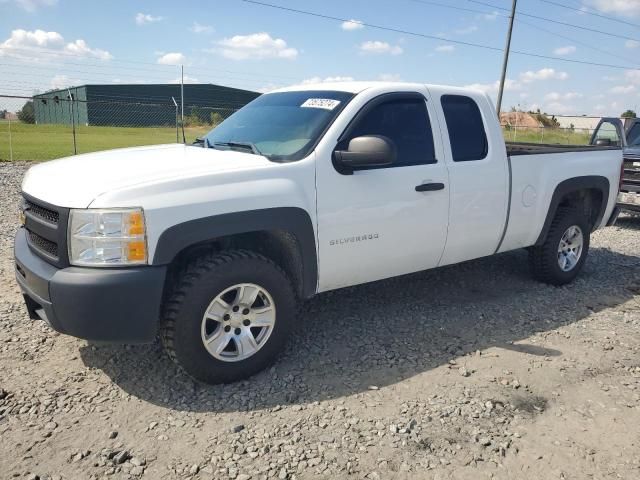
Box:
[506, 142, 621, 156]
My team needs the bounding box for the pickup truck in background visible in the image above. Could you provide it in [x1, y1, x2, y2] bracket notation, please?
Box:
[591, 117, 640, 213]
[15, 82, 623, 384]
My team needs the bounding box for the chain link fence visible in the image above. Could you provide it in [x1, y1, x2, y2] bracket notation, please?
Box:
[0, 94, 621, 161]
[500, 124, 594, 145]
[0, 95, 238, 161]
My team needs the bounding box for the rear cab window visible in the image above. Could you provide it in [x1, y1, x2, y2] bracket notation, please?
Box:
[441, 95, 488, 162]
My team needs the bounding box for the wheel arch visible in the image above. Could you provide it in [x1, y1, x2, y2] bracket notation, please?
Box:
[534, 176, 609, 246]
[153, 207, 317, 299]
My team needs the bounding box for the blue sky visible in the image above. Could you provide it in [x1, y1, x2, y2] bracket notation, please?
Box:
[1, 0, 640, 116]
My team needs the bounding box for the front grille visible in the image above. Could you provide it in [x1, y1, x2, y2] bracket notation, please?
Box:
[21, 194, 69, 267]
[24, 200, 59, 225]
[27, 230, 58, 258]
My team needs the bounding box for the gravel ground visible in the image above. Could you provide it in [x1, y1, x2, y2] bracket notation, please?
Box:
[1, 161, 640, 480]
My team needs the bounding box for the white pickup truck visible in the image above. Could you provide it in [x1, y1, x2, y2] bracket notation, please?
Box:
[15, 82, 623, 384]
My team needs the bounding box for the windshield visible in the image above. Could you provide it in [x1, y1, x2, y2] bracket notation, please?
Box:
[627, 122, 640, 146]
[204, 90, 354, 161]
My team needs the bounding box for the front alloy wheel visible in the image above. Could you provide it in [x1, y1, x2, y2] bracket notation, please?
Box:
[160, 250, 296, 384]
[201, 283, 276, 362]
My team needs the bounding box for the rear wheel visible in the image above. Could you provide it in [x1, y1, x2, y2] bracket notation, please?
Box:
[160, 250, 296, 384]
[529, 207, 590, 285]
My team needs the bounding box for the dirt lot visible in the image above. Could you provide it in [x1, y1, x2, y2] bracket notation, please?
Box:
[1, 161, 640, 480]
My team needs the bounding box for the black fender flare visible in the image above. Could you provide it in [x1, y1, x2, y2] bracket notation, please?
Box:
[152, 207, 317, 297]
[535, 175, 610, 245]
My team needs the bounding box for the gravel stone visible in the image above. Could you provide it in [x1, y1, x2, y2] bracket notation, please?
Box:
[1, 162, 640, 479]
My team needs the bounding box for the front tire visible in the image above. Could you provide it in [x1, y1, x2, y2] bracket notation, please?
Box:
[160, 250, 296, 384]
[529, 207, 590, 285]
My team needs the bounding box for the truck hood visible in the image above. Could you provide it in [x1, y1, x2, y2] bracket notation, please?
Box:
[21, 143, 274, 208]
[624, 145, 640, 160]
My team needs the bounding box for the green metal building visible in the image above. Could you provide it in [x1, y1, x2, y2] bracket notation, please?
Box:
[33, 84, 260, 126]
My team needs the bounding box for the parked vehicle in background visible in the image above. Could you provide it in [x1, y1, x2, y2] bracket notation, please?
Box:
[592, 117, 640, 213]
[15, 81, 623, 385]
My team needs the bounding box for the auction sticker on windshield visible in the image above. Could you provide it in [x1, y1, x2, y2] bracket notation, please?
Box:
[301, 98, 341, 110]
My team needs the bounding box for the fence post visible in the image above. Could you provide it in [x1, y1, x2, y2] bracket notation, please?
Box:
[8, 112, 13, 161]
[171, 96, 179, 143]
[67, 89, 77, 155]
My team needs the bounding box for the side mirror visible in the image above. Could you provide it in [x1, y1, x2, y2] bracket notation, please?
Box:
[334, 135, 397, 170]
[595, 138, 612, 146]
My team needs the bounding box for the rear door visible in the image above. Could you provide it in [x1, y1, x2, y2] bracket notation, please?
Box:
[431, 92, 509, 265]
[315, 90, 450, 291]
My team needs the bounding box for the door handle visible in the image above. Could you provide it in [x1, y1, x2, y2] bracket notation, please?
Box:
[415, 182, 445, 192]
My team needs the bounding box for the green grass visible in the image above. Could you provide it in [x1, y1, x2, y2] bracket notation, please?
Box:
[0, 122, 210, 161]
[502, 127, 591, 145]
[0, 121, 594, 162]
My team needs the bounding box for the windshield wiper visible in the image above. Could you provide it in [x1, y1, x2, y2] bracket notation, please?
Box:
[212, 141, 263, 156]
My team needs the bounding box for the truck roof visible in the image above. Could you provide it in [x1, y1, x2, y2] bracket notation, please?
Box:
[271, 81, 485, 97]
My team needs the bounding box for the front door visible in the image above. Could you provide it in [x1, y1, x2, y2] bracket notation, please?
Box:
[315, 91, 450, 292]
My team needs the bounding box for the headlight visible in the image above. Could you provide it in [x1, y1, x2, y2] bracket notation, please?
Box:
[68, 208, 147, 266]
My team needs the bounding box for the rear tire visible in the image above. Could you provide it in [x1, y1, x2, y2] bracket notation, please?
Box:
[160, 250, 296, 384]
[529, 207, 590, 285]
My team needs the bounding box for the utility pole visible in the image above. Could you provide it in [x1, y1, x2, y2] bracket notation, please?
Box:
[496, 0, 517, 115]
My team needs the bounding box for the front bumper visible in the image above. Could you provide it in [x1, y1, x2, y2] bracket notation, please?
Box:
[14, 228, 167, 343]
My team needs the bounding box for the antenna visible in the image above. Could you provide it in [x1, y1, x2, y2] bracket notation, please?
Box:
[180, 65, 186, 144]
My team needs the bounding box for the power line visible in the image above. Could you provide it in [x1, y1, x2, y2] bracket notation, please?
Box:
[240, 0, 640, 71]
[537, 0, 640, 30]
[467, 0, 640, 43]
[406, 0, 640, 67]
[516, 18, 640, 67]
[0, 63, 275, 93]
[408, 0, 509, 19]
[0, 46, 301, 81]
[242, 0, 504, 53]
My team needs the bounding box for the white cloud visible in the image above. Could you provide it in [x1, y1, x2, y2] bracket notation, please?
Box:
[464, 78, 521, 94]
[482, 11, 499, 20]
[519, 68, 568, 83]
[625, 70, 640, 84]
[0, 29, 112, 61]
[341, 19, 364, 31]
[435, 44, 455, 53]
[553, 45, 576, 56]
[157, 52, 186, 65]
[257, 84, 282, 93]
[65, 39, 112, 60]
[359, 40, 403, 55]
[50, 74, 80, 90]
[610, 85, 636, 94]
[190, 22, 214, 34]
[378, 73, 402, 81]
[135, 13, 163, 26]
[584, 0, 640, 17]
[454, 25, 478, 35]
[626, 40, 640, 49]
[1, 0, 57, 12]
[302, 76, 355, 84]
[169, 75, 199, 84]
[216, 32, 298, 60]
[544, 91, 583, 101]
[544, 102, 574, 114]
